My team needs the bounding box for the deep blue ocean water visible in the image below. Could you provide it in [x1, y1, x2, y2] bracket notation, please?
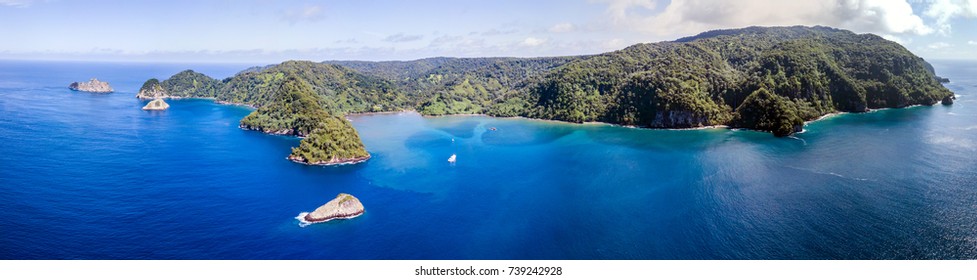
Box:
[1, 60, 976, 259]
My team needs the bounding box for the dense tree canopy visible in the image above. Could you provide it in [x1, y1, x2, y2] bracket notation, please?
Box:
[239, 75, 331, 137]
[238, 75, 369, 164]
[289, 116, 370, 165]
[146, 26, 953, 139]
[515, 26, 952, 135]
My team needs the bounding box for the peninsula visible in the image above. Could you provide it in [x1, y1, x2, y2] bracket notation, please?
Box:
[69, 78, 113, 93]
[301, 193, 365, 224]
[238, 76, 371, 165]
[140, 25, 954, 158]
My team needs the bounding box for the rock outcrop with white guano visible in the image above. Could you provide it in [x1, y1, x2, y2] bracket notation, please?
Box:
[303, 193, 365, 223]
[142, 98, 170, 110]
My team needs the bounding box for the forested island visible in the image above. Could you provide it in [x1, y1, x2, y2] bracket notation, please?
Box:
[140, 26, 954, 163]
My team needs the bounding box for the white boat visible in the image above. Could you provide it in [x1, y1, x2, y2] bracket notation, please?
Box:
[447, 154, 457, 163]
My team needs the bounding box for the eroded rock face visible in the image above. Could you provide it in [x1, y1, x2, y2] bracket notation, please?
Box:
[69, 78, 113, 93]
[287, 154, 371, 166]
[303, 193, 365, 223]
[142, 98, 170, 110]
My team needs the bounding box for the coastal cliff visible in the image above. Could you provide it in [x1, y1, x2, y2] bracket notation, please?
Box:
[302, 193, 365, 223]
[142, 26, 953, 137]
[69, 78, 113, 93]
[142, 98, 170, 110]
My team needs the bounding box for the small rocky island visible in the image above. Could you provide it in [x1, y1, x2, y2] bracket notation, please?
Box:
[137, 78, 169, 99]
[69, 78, 113, 93]
[942, 95, 955, 105]
[301, 193, 365, 224]
[142, 98, 170, 110]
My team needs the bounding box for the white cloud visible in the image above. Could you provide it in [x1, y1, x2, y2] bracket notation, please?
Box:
[0, 0, 34, 7]
[383, 33, 424, 43]
[282, 5, 325, 23]
[520, 37, 547, 47]
[429, 35, 464, 47]
[596, 0, 933, 37]
[475, 29, 519, 36]
[969, 40, 977, 45]
[924, 0, 977, 34]
[927, 42, 952, 49]
[549, 23, 576, 33]
[595, 0, 658, 25]
[839, 0, 933, 35]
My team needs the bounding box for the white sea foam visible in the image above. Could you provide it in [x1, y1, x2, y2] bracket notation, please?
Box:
[786, 166, 874, 182]
[806, 113, 843, 124]
[788, 135, 808, 145]
[295, 212, 311, 227]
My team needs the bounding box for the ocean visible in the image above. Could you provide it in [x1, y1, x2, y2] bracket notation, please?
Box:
[1, 59, 975, 259]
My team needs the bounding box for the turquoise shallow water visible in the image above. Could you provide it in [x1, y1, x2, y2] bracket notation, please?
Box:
[1, 60, 976, 259]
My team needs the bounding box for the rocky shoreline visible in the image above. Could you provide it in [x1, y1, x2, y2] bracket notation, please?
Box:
[239, 124, 301, 137]
[69, 78, 113, 93]
[215, 100, 257, 109]
[943, 95, 955, 105]
[287, 154, 371, 166]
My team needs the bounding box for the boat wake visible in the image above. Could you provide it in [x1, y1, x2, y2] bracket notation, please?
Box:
[788, 135, 807, 145]
[786, 166, 875, 182]
[295, 212, 311, 227]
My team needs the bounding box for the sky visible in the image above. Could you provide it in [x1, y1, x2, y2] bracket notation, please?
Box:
[0, 0, 975, 63]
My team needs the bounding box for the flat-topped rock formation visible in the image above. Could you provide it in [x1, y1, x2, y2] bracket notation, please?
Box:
[302, 193, 365, 224]
[142, 98, 170, 110]
[69, 78, 113, 93]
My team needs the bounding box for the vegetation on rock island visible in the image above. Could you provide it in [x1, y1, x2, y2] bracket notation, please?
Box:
[239, 75, 370, 165]
[141, 26, 955, 164]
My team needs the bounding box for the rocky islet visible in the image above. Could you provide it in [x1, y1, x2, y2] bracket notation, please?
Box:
[69, 78, 113, 93]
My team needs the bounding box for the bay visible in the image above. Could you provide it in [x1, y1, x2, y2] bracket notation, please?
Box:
[1, 60, 975, 259]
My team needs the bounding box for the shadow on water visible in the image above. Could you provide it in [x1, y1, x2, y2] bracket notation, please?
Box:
[426, 118, 481, 139]
[579, 124, 803, 154]
[405, 130, 454, 149]
[480, 119, 576, 146]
